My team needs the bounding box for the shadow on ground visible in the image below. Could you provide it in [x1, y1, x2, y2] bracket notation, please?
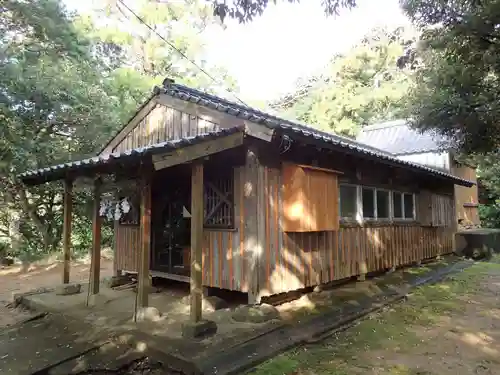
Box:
[251, 257, 500, 375]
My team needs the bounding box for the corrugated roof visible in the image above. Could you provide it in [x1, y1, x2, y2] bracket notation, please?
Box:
[159, 83, 473, 187]
[18, 128, 242, 185]
[356, 119, 452, 155]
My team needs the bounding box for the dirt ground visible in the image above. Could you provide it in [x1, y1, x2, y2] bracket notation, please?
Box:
[0, 256, 114, 328]
[252, 258, 500, 375]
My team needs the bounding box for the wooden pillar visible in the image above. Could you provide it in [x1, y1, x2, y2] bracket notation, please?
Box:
[62, 178, 73, 284]
[245, 148, 261, 305]
[89, 179, 101, 297]
[137, 174, 152, 309]
[190, 162, 203, 322]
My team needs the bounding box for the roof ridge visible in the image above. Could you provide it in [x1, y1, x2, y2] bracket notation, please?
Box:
[163, 82, 396, 157]
[360, 119, 409, 132]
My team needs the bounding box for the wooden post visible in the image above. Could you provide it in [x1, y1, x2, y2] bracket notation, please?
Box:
[245, 149, 261, 305]
[89, 179, 101, 297]
[137, 174, 152, 309]
[62, 178, 73, 284]
[190, 162, 203, 322]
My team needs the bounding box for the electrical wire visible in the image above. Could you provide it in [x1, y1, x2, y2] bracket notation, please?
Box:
[116, 0, 249, 107]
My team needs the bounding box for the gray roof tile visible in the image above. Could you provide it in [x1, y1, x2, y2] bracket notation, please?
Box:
[161, 83, 472, 186]
[357, 120, 452, 155]
[18, 128, 241, 185]
[18, 84, 473, 187]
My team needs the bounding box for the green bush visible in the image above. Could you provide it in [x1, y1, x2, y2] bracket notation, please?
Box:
[0, 241, 10, 258]
[479, 203, 500, 228]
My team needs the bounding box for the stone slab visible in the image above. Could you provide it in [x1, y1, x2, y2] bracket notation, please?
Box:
[182, 319, 217, 339]
[48, 342, 145, 375]
[55, 283, 81, 296]
[105, 275, 133, 288]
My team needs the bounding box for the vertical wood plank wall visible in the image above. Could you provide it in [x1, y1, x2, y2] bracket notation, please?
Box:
[114, 166, 248, 292]
[201, 166, 247, 292]
[258, 165, 455, 297]
[114, 163, 456, 296]
[115, 225, 141, 272]
[452, 164, 480, 225]
[112, 104, 220, 153]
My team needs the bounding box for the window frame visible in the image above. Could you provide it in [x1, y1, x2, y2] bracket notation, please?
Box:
[361, 186, 377, 220]
[203, 167, 235, 230]
[338, 184, 416, 223]
[375, 188, 392, 220]
[339, 183, 361, 222]
[392, 191, 416, 221]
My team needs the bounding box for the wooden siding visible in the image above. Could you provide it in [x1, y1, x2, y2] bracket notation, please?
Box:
[419, 190, 455, 227]
[452, 164, 480, 225]
[114, 166, 248, 292]
[282, 164, 339, 232]
[258, 165, 455, 297]
[113, 104, 219, 153]
[114, 225, 141, 272]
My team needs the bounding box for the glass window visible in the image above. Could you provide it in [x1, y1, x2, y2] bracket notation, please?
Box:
[377, 190, 390, 219]
[393, 192, 403, 218]
[339, 185, 357, 219]
[362, 188, 375, 218]
[404, 193, 414, 219]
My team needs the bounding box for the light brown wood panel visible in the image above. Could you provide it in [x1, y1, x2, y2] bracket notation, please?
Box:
[268, 225, 454, 295]
[282, 163, 339, 232]
[451, 163, 480, 226]
[111, 104, 220, 153]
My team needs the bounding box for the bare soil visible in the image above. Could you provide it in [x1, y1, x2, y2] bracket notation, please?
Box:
[252, 258, 500, 375]
[0, 257, 113, 328]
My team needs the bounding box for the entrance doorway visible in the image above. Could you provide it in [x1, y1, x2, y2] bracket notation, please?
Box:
[151, 166, 191, 277]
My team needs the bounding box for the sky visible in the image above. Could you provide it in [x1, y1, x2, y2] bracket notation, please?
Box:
[204, 0, 410, 101]
[64, 0, 410, 101]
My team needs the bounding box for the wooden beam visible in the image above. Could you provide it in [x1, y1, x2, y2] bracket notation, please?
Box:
[295, 164, 344, 175]
[244, 149, 261, 304]
[152, 132, 244, 170]
[89, 179, 102, 297]
[190, 162, 204, 322]
[243, 120, 274, 142]
[137, 173, 152, 309]
[73, 177, 138, 194]
[62, 179, 73, 284]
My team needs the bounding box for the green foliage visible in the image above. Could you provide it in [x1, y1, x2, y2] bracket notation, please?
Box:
[1, 0, 238, 261]
[212, 0, 357, 23]
[401, 0, 500, 154]
[272, 27, 416, 136]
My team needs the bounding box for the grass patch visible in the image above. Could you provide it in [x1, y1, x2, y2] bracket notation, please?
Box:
[251, 257, 500, 375]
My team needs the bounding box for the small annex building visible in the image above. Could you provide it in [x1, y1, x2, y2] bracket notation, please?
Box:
[357, 120, 480, 229]
[19, 80, 474, 316]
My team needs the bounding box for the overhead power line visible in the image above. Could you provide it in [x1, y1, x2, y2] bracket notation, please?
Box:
[116, 0, 248, 107]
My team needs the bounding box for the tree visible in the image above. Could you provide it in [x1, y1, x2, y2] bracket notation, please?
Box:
[1, 0, 135, 257]
[211, 0, 357, 23]
[272, 27, 416, 136]
[401, 0, 500, 154]
[80, 0, 239, 96]
[0, 0, 239, 259]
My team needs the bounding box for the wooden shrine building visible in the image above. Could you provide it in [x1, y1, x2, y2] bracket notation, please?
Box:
[19, 80, 474, 321]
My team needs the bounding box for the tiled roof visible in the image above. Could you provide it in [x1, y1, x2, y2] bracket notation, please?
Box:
[18, 83, 474, 187]
[18, 128, 241, 185]
[160, 83, 473, 187]
[356, 119, 452, 155]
